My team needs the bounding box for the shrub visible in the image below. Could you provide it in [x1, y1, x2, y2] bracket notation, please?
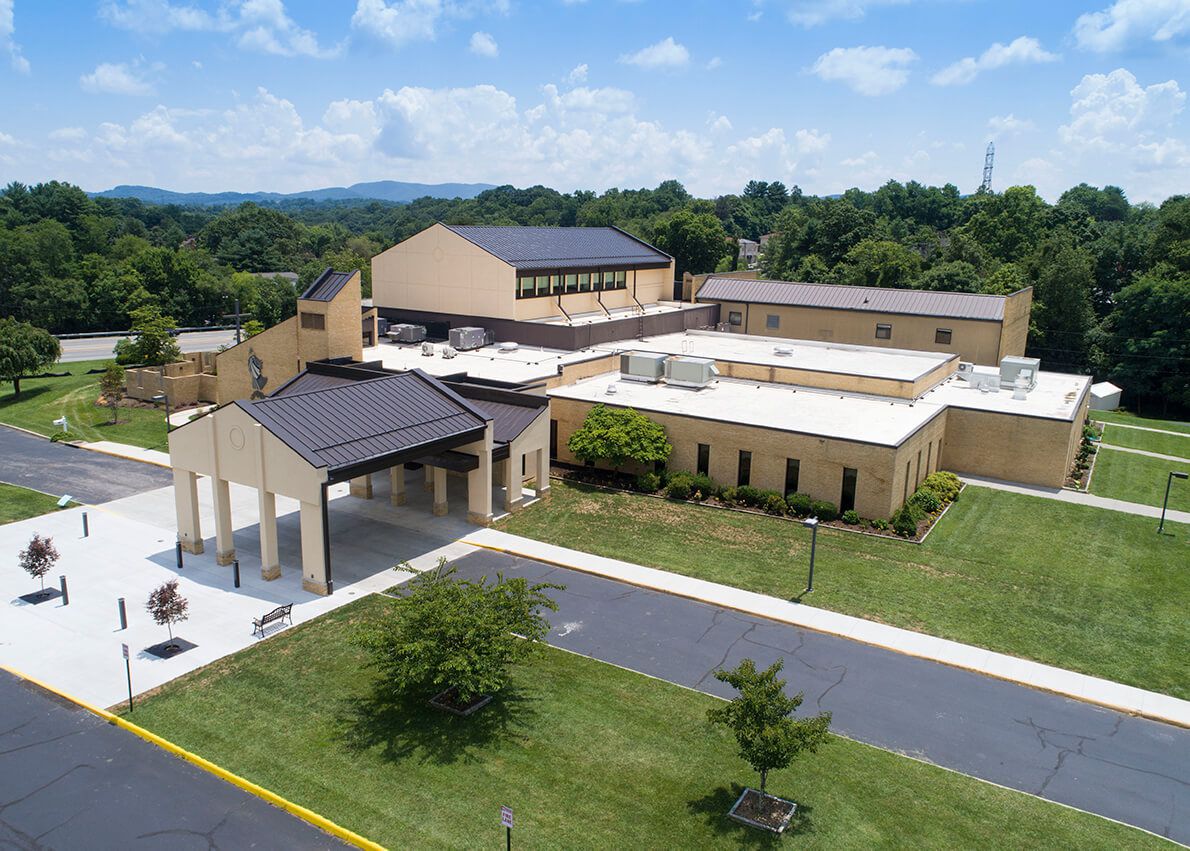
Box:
[809, 500, 837, 522]
[870, 518, 889, 531]
[891, 506, 919, 537]
[841, 509, 860, 525]
[567, 404, 672, 470]
[665, 472, 695, 500]
[734, 485, 763, 507]
[49, 431, 70, 442]
[762, 493, 788, 515]
[921, 471, 961, 503]
[719, 486, 738, 504]
[690, 473, 717, 501]
[786, 492, 812, 517]
[635, 471, 662, 493]
[909, 488, 943, 514]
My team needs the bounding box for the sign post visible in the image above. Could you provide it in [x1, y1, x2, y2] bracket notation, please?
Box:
[122, 643, 133, 711]
[500, 806, 513, 850]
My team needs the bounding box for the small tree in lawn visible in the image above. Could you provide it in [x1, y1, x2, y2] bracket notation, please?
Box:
[708, 658, 831, 797]
[19, 534, 59, 594]
[353, 559, 561, 708]
[98, 361, 125, 425]
[0, 317, 61, 399]
[146, 579, 189, 648]
[567, 404, 671, 472]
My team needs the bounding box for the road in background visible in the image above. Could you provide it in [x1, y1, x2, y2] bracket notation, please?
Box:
[58, 330, 237, 363]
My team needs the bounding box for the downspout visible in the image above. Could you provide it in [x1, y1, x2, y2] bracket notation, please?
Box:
[321, 481, 333, 595]
[629, 268, 645, 314]
[555, 291, 572, 325]
[594, 269, 612, 318]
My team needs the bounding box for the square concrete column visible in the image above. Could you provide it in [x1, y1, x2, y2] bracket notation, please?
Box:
[535, 447, 551, 498]
[467, 423, 494, 526]
[390, 466, 406, 506]
[349, 474, 373, 499]
[173, 469, 204, 554]
[299, 500, 329, 596]
[432, 466, 448, 516]
[258, 490, 280, 580]
[212, 476, 235, 565]
[503, 455, 524, 513]
[423, 464, 434, 491]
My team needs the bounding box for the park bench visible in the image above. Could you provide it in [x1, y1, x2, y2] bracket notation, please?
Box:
[252, 603, 293, 637]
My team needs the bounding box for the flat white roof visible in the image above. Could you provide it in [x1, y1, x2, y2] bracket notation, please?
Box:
[550, 375, 943, 447]
[921, 368, 1090, 421]
[594, 329, 954, 383]
[363, 341, 605, 386]
[527, 301, 701, 327]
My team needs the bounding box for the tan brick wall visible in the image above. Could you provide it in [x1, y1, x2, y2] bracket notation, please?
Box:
[215, 317, 301, 404]
[940, 405, 1082, 487]
[551, 396, 944, 519]
[997, 287, 1033, 361]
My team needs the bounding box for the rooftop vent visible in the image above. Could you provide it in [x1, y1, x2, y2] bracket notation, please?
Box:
[774, 345, 793, 356]
[620, 352, 668, 384]
[605, 384, 618, 395]
[664, 355, 719, 389]
[498, 341, 520, 353]
[441, 345, 457, 359]
[420, 341, 435, 357]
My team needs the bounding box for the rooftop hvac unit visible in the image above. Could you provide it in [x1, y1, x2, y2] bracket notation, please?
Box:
[620, 352, 668, 383]
[441, 345, 458, 359]
[449, 326, 487, 351]
[498, 341, 520, 353]
[956, 362, 975, 380]
[420, 341, 435, 357]
[664, 355, 719, 389]
[1000, 356, 1040, 391]
[388, 323, 426, 343]
[376, 318, 391, 336]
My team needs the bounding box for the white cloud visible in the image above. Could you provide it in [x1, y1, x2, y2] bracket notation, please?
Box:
[351, 0, 509, 50]
[49, 126, 88, 141]
[987, 114, 1034, 138]
[705, 56, 722, 70]
[566, 63, 588, 84]
[794, 128, 831, 153]
[785, 0, 910, 27]
[101, 0, 339, 58]
[1073, 0, 1190, 53]
[469, 30, 498, 57]
[1, 0, 30, 73]
[810, 45, 916, 96]
[708, 114, 732, 132]
[931, 36, 1058, 86]
[619, 36, 689, 70]
[841, 150, 878, 167]
[80, 61, 156, 96]
[0, 130, 16, 145]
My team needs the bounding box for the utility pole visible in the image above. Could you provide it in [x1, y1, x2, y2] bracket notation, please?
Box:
[221, 297, 250, 344]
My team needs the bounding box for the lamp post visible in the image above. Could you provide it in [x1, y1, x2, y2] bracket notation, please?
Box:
[802, 517, 819, 593]
[151, 392, 171, 433]
[1158, 471, 1188, 534]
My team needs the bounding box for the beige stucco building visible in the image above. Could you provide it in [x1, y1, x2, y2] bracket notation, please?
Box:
[695, 276, 1032, 367]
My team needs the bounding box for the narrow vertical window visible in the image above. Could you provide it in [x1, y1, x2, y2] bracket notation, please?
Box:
[840, 467, 857, 513]
[784, 458, 800, 495]
[697, 443, 710, 477]
[550, 419, 558, 458]
[737, 450, 752, 487]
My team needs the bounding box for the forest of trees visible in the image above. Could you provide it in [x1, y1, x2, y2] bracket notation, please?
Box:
[0, 178, 1186, 413]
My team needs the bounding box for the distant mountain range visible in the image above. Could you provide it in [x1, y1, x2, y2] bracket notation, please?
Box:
[90, 180, 499, 206]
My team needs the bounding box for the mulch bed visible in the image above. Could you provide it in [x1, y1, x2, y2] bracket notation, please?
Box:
[144, 637, 197, 659]
[728, 788, 797, 833]
[18, 588, 62, 605]
[429, 686, 493, 716]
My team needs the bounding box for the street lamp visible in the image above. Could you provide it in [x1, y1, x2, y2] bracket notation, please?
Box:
[151, 393, 172, 433]
[1158, 471, 1188, 534]
[802, 517, 819, 593]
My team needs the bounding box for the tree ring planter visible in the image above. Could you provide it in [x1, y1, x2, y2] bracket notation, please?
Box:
[727, 788, 797, 834]
[18, 588, 62, 605]
[144, 637, 197, 659]
[429, 687, 493, 716]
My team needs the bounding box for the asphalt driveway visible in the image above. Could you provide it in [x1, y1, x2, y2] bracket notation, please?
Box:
[0, 426, 172, 504]
[443, 550, 1190, 844]
[0, 669, 343, 849]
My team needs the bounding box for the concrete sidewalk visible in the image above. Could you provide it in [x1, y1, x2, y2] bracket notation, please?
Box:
[78, 440, 172, 468]
[1099, 443, 1190, 463]
[461, 527, 1190, 727]
[1100, 421, 1189, 437]
[958, 474, 1190, 524]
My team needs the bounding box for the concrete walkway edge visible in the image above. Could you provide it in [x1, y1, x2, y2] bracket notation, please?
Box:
[462, 528, 1190, 728]
[959, 474, 1190, 524]
[1098, 443, 1190, 464]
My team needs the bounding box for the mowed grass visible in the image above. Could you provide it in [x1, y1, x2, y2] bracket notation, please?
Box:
[0, 359, 167, 450]
[1090, 409, 1190, 435]
[0, 482, 68, 525]
[1091, 450, 1190, 512]
[498, 482, 1189, 698]
[1099, 423, 1190, 458]
[127, 596, 1164, 850]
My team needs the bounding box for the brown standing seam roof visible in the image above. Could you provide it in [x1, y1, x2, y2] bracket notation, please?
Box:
[443, 224, 672, 271]
[300, 267, 355, 302]
[697, 276, 1008, 321]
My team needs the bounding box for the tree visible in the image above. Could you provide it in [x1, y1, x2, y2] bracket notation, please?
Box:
[567, 405, 672, 471]
[353, 559, 561, 704]
[98, 361, 125, 424]
[1027, 238, 1097, 372]
[832, 239, 922, 289]
[708, 658, 831, 795]
[0, 317, 61, 398]
[652, 209, 729, 278]
[916, 260, 981, 293]
[115, 304, 181, 366]
[19, 533, 59, 593]
[146, 579, 189, 646]
[983, 262, 1028, 295]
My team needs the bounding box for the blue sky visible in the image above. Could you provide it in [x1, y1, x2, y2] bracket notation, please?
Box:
[1, 1, 1187, 202]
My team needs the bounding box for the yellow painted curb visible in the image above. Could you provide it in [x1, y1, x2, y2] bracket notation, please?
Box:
[462, 539, 1190, 730]
[0, 665, 385, 850]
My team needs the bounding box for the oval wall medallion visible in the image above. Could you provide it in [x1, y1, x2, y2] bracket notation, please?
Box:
[229, 426, 245, 450]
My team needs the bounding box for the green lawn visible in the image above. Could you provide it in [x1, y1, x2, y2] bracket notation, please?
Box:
[1099, 423, 1190, 458]
[1090, 409, 1190, 435]
[0, 482, 68, 524]
[0, 360, 168, 450]
[1091, 450, 1190, 512]
[498, 482, 1189, 699]
[127, 596, 1162, 849]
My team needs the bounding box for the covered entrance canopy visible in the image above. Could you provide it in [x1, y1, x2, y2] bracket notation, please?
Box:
[168, 366, 549, 596]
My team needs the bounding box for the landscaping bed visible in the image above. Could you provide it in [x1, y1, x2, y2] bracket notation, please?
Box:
[125, 596, 1166, 849]
[1065, 420, 1101, 491]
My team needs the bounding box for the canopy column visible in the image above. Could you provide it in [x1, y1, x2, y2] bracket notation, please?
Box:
[390, 466, 406, 505]
[173, 469, 203, 554]
[432, 466, 448, 516]
[349, 474, 373, 499]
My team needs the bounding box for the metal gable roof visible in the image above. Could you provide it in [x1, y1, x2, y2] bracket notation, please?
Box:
[697, 276, 1008, 321]
[238, 371, 487, 475]
[443, 224, 672, 271]
[300, 267, 355, 302]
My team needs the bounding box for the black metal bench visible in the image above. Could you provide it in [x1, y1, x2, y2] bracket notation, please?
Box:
[252, 603, 293, 637]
